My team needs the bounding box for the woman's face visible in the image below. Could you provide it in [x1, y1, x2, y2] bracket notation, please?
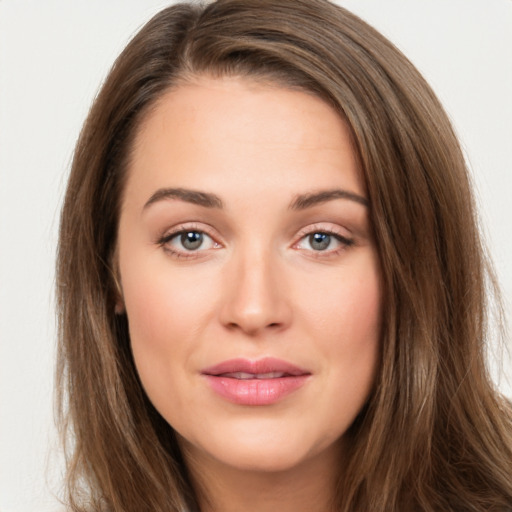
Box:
[117, 76, 381, 475]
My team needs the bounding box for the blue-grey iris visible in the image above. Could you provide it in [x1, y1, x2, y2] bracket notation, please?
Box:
[309, 233, 330, 251]
[181, 231, 203, 250]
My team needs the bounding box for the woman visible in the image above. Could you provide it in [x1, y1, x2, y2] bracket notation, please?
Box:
[56, 0, 512, 510]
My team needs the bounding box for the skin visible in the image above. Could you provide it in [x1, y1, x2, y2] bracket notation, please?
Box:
[117, 76, 381, 512]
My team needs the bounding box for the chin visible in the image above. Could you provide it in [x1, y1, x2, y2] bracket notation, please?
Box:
[218, 445, 309, 473]
[178, 418, 342, 475]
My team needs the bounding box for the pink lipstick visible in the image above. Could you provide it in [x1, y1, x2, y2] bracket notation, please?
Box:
[201, 358, 311, 405]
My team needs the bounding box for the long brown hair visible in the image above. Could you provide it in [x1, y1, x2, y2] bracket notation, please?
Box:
[56, 1, 512, 510]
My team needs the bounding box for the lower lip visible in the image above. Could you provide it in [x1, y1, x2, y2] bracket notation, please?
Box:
[204, 375, 310, 405]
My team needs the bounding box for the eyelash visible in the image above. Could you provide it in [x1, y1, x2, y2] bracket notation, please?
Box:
[157, 223, 220, 259]
[293, 225, 355, 257]
[156, 224, 355, 260]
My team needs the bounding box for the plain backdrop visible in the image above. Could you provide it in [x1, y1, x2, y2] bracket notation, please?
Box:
[0, 1, 511, 510]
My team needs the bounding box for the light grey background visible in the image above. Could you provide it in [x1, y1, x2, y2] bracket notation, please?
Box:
[1, 1, 511, 510]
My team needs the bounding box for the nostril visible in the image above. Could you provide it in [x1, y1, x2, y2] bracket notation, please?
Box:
[224, 320, 282, 335]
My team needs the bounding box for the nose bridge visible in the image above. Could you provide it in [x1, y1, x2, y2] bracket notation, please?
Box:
[220, 239, 290, 335]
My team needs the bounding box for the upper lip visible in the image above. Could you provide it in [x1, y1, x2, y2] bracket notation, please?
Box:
[201, 357, 310, 377]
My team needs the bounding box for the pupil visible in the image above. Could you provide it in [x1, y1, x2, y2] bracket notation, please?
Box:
[181, 231, 203, 250]
[310, 232, 330, 251]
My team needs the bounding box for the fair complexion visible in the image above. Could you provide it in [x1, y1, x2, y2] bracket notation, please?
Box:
[117, 76, 381, 512]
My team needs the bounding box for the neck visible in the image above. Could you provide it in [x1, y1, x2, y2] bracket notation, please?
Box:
[183, 441, 343, 512]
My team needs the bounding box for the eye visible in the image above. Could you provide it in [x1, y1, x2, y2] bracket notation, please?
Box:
[159, 228, 220, 257]
[295, 230, 354, 253]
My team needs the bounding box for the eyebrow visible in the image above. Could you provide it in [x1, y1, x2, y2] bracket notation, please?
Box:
[290, 189, 368, 210]
[143, 187, 224, 210]
[143, 186, 368, 212]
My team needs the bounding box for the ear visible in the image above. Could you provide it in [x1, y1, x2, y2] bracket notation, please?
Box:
[114, 298, 125, 315]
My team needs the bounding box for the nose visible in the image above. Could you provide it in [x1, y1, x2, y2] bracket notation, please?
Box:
[219, 246, 292, 336]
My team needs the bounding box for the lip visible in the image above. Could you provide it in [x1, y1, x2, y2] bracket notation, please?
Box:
[201, 357, 311, 406]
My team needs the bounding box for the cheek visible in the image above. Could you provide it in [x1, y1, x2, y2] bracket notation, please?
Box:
[325, 284, 380, 435]
[334, 269, 381, 381]
[125, 276, 200, 346]
[119, 252, 218, 399]
[120, 246, 216, 346]
[297, 255, 381, 407]
[301, 257, 381, 347]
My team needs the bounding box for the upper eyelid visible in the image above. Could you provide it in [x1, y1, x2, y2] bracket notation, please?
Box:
[293, 223, 353, 240]
[292, 223, 355, 251]
[156, 221, 354, 247]
[157, 222, 220, 243]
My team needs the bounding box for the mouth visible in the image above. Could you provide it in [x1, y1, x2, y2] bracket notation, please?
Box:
[217, 371, 291, 379]
[201, 358, 311, 406]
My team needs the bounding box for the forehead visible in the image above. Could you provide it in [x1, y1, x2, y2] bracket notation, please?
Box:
[125, 75, 364, 205]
